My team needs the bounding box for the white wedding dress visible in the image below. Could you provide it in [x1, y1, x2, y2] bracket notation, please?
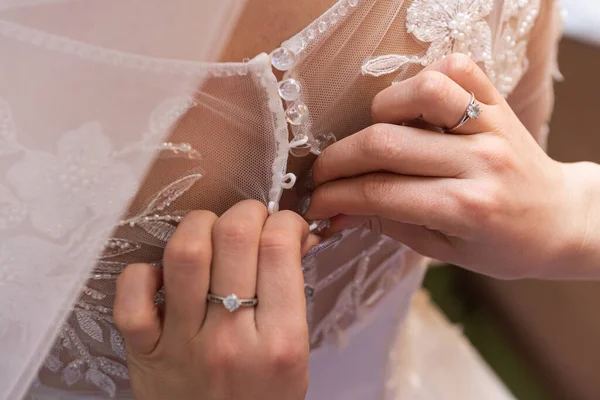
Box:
[0, 0, 563, 399]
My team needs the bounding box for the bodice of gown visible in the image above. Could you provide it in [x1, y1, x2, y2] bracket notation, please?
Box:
[0, 0, 561, 398]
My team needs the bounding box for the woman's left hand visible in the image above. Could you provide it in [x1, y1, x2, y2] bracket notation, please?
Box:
[305, 53, 593, 280]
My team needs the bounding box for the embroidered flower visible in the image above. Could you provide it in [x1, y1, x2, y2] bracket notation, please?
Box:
[406, 0, 494, 65]
[362, 0, 542, 99]
[7, 122, 135, 239]
[362, 0, 494, 79]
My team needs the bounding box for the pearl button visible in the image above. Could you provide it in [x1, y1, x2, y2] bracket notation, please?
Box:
[285, 101, 310, 126]
[278, 79, 302, 101]
[270, 47, 296, 71]
[312, 132, 336, 155]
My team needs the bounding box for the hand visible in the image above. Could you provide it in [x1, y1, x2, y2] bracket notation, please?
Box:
[305, 53, 595, 280]
[114, 200, 315, 400]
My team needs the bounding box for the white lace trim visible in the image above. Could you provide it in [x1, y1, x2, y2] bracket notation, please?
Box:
[281, 0, 362, 57]
[0, 19, 250, 77]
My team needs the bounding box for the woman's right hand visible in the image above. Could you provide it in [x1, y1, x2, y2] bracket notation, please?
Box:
[114, 200, 314, 400]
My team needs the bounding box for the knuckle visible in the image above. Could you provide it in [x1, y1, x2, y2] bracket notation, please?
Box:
[184, 209, 217, 223]
[260, 228, 296, 253]
[472, 138, 515, 172]
[370, 91, 388, 121]
[164, 235, 210, 267]
[456, 183, 503, 226]
[360, 174, 394, 209]
[266, 337, 308, 372]
[213, 218, 255, 245]
[416, 71, 450, 104]
[360, 124, 399, 160]
[272, 209, 305, 228]
[113, 309, 154, 339]
[444, 53, 476, 78]
[204, 334, 240, 370]
[236, 199, 268, 215]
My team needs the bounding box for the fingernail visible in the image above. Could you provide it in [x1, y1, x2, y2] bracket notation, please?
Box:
[296, 194, 311, 216]
[303, 233, 343, 261]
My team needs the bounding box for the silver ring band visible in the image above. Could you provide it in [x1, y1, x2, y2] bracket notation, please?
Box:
[207, 293, 258, 312]
[446, 92, 482, 132]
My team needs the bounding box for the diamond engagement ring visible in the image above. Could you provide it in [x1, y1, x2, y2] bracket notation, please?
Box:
[206, 293, 258, 312]
[446, 92, 482, 133]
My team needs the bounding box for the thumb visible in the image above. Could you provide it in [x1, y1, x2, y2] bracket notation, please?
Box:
[114, 263, 163, 356]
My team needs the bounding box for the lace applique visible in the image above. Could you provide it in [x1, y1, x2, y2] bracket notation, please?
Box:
[487, 0, 541, 96]
[362, 0, 493, 76]
[44, 170, 201, 396]
[6, 122, 136, 239]
[310, 237, 409, 347]
[406, 0, 494, 65]
[362, 0, 541, 98]
[53, 325, 128, 398]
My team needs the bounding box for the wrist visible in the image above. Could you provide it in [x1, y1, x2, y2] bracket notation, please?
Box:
[554, 161, 600, 279]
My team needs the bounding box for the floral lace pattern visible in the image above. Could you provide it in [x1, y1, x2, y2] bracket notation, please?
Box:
[361, 0, 542, 98]
[407, 0, 494, 65]
[7, 122, 135, 239]
[0, 93, 202, 396]
[487, 0, 541, 96]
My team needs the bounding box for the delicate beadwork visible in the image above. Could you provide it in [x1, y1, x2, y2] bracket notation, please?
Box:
[311, 132, 337, 155]
[289, 134, 312, 157]
[278, 79, 302, 101]
[406, 0, 493, 65]
[362, 0, 541, 98]
[270, 47, 296, 71]
[285, 100, 308, 126]
[285, 100, 310, 125]
[318, 21, 328, 33]
[487, 0, 541, 96]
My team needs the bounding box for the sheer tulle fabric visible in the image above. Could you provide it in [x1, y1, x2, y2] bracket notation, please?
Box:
[0, 0, 562, 398]
[0, 1, 244, 398]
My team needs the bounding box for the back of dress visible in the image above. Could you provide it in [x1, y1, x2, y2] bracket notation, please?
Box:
[0, 0, 561, 398]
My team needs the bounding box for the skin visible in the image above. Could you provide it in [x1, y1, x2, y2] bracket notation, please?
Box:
[114, 2, 600, 398]
[305, 53, 600, 281]
[113, 4, 330, 398]
[115, 201, 318, 400]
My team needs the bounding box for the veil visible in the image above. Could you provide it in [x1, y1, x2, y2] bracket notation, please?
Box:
[0, 1, 245, 398]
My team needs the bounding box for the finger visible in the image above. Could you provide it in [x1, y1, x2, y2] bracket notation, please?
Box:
[372, 70, 492, 135]
[255, 211, 309, 335]
[301, 234, 321, 256]
[162, 210, 218, 339]
[313, 123, 472, 186]
[114, 263, 163, 355]
[304, 173, 466, 235]
[423, 53, 504, 106]
[328, 215, 456, 262]
[207, 200, 268, 320]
